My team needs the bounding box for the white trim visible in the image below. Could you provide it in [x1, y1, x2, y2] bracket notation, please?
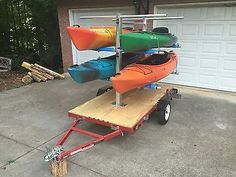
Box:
[68, 9, 75, 26]
[154, 1, 236, 8]
[68, 9, 77, 64]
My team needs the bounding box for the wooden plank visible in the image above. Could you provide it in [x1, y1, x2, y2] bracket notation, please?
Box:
[34, 64, 64, 79]
[21, 62, 54, 80]
[69, 84, 170, 129]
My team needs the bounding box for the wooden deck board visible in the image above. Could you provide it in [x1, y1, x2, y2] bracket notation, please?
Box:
[69, 84, 170, 129]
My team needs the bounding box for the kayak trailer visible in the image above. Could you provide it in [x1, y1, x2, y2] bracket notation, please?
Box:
[44, 84, 180, 176]
[44, 13, 183, 177]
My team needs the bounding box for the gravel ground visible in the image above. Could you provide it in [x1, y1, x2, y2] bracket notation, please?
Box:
[0, 71, 27, 92]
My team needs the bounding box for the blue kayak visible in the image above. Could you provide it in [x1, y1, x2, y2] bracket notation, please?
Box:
[68, 53, 143, 83]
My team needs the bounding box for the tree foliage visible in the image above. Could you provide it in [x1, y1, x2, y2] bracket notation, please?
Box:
[0, 0, 62, 71]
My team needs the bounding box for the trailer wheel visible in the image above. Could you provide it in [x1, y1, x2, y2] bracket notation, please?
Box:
[156, 100, 171, 125]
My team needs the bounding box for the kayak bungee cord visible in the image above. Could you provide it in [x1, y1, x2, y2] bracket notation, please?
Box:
[123, 64, 154, 75]
[118, 64, 159, 84]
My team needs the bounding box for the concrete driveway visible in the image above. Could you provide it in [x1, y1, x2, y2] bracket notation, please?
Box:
[0, 76, 236, 177]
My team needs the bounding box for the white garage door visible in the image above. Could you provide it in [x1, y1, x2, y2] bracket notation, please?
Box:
[155, 5, 236, 92]
[69, 7, 134, 64]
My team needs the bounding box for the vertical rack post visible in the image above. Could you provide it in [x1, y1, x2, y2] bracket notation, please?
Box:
[142, 18, 147, 31]
[115, 13, 123, 106]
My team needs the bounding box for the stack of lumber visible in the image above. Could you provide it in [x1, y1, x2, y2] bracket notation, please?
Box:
[21, 62, 64, 84]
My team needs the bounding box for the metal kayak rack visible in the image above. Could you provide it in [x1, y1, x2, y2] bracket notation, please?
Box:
[82, 13, 183, 106]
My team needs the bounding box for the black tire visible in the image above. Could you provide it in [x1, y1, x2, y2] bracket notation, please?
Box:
[156, 100, 171, 125]
[152, 27, 169, 33]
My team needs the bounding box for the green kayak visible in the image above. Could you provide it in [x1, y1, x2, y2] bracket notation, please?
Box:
[120, 31, 177, 52]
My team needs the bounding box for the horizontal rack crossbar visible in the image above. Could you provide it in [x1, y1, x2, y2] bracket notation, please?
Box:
[80, 14, 167, 19]
[121, 16, 184, 21]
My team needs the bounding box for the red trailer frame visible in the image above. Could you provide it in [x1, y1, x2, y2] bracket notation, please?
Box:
[44, 87, 180, 162]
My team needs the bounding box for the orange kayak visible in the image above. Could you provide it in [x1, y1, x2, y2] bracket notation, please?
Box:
[111, 52, 178, 94]
[66, 26, 131, 50]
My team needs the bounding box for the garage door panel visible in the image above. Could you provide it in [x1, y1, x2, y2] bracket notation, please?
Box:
[225, 43, 236, 54]
[164, 24, 178, 34]
[229, 24, 236, 36]
[182, 8, 202, 19]
[155, 5, 236, 92]
[223, 60, 236, 73]
[162, 23, 235, 41]
[199, 74, 217, 86]
[199, 57, 218, 70]
[201, 42, 221, 54]
[159, 8, 179, 16]
[160, 22, 227, 40]
[231, 7, 236, 18]
[74, 50, 95, 64]
[204, 24, 224, 36]
[223, 54, 236, 62]
[182, 24, 199, 36]
[202, 23, 228, 40]
[176, 69, 195, 82]
[180, 41, 198, 53]
[74, 50, 115, 64]
[206, 7, 226, 19]
[161, 74, 178, 82]
[178, 55, 196, 68]
[220, 76, 236, 91]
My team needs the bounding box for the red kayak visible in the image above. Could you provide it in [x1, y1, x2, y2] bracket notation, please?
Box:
[111, 51, 178, 94]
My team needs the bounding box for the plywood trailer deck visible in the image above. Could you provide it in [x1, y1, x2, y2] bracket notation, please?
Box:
[69, 84, 170, 131]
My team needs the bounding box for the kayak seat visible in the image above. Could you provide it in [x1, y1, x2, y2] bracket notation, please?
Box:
[152, 27, 169, 33]
[123, 27, 134, 31]
[137, 51, 170, 65]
